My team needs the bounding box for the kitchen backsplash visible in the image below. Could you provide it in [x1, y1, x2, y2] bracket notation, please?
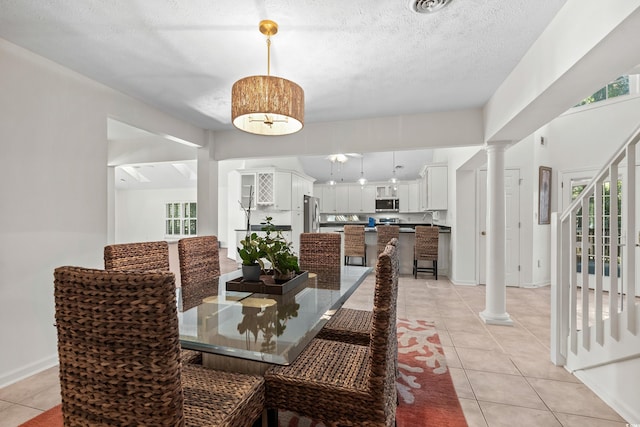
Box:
[322, 211, 445, 224]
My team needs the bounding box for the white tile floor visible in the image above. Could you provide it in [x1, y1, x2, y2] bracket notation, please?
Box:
[0, 253, 630, 427]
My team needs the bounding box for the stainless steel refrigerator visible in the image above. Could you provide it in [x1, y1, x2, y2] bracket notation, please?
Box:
[303, 195, 320, 232]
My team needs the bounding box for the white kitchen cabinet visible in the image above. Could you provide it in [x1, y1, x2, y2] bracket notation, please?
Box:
[362, 185, 376, 213]
[321, 185, 337, 213]
[419, 165, 448, 211]
[291, 174, 314, 211]
[274, 171, 292, 210]
[408, 181, 420, 212]
[291, 174, 303, 211]
[398, 184, 409, 213]
[348, 185, 362, 213]
[240, 173, 256, 209]
[347, 185, 376, 213]
[291, 210, 304, 254]
[425, 165, 448, 210]
[335, 186, 349, 213]
[238, 169, 313, 211]
[399, 181, 420, 213]
[418, 174, 427, 211]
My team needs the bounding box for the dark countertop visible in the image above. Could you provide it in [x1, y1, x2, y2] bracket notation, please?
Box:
[234, 225, 292, 232]
[321, 223, 451, 233]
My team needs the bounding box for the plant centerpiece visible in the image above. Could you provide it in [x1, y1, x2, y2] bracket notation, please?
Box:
[260, 216, 300, 283]
[238, 232, 265, 281]
[238, 185, 264, 282]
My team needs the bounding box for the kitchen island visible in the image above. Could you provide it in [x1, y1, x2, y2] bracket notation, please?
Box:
[321, 224, 450, 277]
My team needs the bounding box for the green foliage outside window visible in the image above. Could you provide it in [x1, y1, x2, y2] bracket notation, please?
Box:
[575, 75, 629, 107]
[165, 202, 197, 236]
[573, 180, 622, 269]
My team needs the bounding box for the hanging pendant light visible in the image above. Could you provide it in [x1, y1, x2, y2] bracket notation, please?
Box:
[327, 162, 337, 186]
[231, 20, 304, 136]
[389, 152, 398, 184]
[358, 156, 367, 186]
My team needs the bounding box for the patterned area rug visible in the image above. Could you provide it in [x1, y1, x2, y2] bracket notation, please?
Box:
[278, 319, 467, 427]
[20, 319, 466, 427]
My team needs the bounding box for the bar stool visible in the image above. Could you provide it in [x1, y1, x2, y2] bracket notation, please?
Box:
[413, 225, 439, 279]
[377, 225, 399, 256]
[344, 225, 366, 266]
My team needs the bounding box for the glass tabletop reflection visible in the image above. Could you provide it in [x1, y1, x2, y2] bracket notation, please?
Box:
[178, 265, 371, 366]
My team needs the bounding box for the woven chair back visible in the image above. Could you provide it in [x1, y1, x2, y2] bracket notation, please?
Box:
[369, 238, 399, 408]
[300, 232, 341, 289]
[376, 225, 399, 255]
[299, 232, 341, 269]
[343, 225, 366, 257]
[415, 226, 439, 261]
[178, 235, 220, 310]
[104, 241, 170, 272]
[54, 266, 184, 426]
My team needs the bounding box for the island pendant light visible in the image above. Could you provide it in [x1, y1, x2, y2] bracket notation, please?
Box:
[389, 151, 398, 184]
[327, 162, 337, 186]
[231, 20, 304, 136]
[357, 156, 368, 186]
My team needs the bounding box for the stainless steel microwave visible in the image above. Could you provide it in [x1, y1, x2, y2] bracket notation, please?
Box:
[375, 198, 399, 212]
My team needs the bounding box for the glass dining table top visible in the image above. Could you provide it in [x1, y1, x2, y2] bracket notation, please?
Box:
[177, 265, 372, 366]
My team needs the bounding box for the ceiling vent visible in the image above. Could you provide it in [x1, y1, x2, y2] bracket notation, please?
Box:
[409, 0, 453, 14]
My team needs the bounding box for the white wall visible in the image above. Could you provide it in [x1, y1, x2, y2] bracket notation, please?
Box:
[0, 39, 205, 387]
[432, 147, 483, 285]
[115, 188, 197, 243]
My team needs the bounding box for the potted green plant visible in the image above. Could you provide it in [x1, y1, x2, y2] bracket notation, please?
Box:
[260, 216, 300, 283]
[238, 232, 265, 281]
[237, 185, 264, 282]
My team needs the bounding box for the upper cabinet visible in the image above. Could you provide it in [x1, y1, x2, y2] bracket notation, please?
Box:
[398, 182, 420, 213]
[420, 164, 448, 211]
[291, 173, 313, 211]
[348, 185, 376, 213]
[239, 168, 314, 211]
[315, 184, 375, 214]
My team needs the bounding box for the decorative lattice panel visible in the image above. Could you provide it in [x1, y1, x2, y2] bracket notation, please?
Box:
[257, 173, 274, 205]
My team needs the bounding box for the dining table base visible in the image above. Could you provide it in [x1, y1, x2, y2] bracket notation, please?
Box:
[203, 353, 271, 375]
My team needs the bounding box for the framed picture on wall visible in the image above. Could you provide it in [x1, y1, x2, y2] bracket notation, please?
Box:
[539, 166, 552, 225]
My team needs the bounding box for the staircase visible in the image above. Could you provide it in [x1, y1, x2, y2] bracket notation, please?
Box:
[551, 123, 640, 422]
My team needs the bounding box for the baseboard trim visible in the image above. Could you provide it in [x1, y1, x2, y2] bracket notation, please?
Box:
[574, 369, 638, 423]
[0, 354, 58, 388]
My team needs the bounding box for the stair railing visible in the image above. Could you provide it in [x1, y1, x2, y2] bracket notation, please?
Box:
[551, 123, 640, 369]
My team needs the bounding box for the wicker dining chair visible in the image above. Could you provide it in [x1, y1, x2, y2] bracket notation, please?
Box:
[104, 240, 170, 271]
[104, 240, 201, 365]
[54, 266, 265, 427]
[299, 232, 341, 289]
[414, 225, 439, 279]
[265, 240, 399, 426]
[344, 224, 367, 266]
[314, 238, 399, 347]
[376, 225, 399, 256]
[178, 235, 221, 311]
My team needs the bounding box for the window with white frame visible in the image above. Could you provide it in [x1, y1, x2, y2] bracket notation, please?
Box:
[574, 75, 632, 107]
[165, 202, 197, 236]
[572, 179, 621, 275]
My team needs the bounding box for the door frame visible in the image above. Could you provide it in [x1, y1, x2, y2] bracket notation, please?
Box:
[477, 168, 521, 286]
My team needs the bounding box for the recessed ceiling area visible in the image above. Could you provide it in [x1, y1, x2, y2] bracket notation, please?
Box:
[108, 119, 198, 190]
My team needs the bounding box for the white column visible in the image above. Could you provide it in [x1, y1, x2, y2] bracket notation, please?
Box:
[480, 142, 513, 326]
[197, 131, 219, 236]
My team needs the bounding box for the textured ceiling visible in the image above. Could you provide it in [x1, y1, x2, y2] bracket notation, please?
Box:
[0, 0, 567, 131]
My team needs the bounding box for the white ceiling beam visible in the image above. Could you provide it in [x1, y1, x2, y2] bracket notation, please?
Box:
[484, 0, 640, 143]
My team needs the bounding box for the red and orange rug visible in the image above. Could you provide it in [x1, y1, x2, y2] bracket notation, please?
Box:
[21, 319, 466, 427]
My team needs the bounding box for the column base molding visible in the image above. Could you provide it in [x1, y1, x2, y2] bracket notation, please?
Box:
[479, 310, 514, 326]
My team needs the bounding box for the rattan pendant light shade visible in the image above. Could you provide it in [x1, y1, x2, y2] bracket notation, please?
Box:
[231, 20, 304, 136]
